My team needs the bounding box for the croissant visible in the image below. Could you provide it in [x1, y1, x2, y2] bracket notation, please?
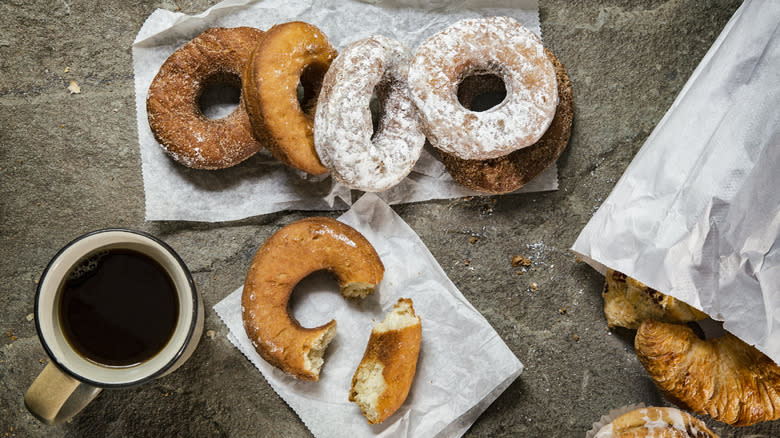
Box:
[593, 406, 717, 438]
[635, 319, 780, 426]
[602, 269, 707, 329]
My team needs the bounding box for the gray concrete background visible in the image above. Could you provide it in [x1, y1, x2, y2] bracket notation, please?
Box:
[1, 0, 776, 436]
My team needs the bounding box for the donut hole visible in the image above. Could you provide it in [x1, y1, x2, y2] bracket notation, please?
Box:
[288, 270, 342, 328]
[198, 72, 241, 120]
[456, 69, 507, 112]
[369, 91, 381, 139]
[297, 63, 329, 116]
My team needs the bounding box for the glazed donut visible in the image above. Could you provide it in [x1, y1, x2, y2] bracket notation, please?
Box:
[592, 407, 717, 438]
[314, 35, 425, 192]
[146, 27, 264, 169]
[350, 298, 422, 424]
[437, 48, 573, 194]
[243, 21, 337, 175]
[408, 16, 558, 161]
[635, 319, 780, 426]
[242, 217, 384, 381]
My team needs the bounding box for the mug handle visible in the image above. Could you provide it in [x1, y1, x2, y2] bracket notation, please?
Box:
[24, 362, 102, 425]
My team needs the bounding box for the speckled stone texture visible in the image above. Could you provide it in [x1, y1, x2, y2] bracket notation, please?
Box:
[2, 1, 777, 437]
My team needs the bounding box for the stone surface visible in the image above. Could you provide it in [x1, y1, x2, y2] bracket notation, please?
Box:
[1, 0, 776, 437]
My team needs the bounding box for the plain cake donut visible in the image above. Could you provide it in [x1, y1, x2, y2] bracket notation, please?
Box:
[437, 48, 573, 194]
[242, 217, 384, 381]
[350, 298, 422, 424]
[408, 16, 558, 161]
[243, 21, 337, 175]
[146, 27, 264, 169]
[314, 35, 425, 192]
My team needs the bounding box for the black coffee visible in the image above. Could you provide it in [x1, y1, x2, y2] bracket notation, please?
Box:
[58, 248, 179, 367]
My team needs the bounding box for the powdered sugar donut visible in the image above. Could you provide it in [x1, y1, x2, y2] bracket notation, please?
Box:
[314, 35, 424, 192]
[408, 16, 558, 160]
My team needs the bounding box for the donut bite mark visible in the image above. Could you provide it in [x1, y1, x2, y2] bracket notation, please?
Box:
[243, 21, 337, 175]
[408, 16, 559, 161]
[314, 35, 425, 192]
[146, 27, 265, 169]
[242, 217, 384, 381]
[437, 48, 574, 194]
[350, 298, 422, 424]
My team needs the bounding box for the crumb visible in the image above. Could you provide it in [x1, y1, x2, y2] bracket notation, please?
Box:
[559, 307, 567, 315]
[26, 313, 34, 321]
[64, 67, 70, 73]
[7, 331, 16, 341]
[575, 256, 582, 263]
[39, 359, 44, 364]
[464, 259, 470, 266]
[573, 334, 580, 342]
[530, 282, 538, 291]
[205, 330, 216, 339]
[469, 237, 478, 244]
[67, 80, 81, 94]
[516, 270, 523, 275]
[511, 255, 531, 267]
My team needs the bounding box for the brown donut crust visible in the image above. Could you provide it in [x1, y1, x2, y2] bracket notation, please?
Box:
[438, 48, 573, 194]
[146, 27, 265, 169]
[243, 21, 337, 175]
[242, 217, 384, 380]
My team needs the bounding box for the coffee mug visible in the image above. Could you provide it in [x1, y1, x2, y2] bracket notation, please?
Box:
[25, 229, 204, 425]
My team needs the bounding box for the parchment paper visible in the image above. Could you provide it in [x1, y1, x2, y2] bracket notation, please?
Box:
[132, 0, 556, 222]
[572, 0, 780, 363]
[214, 193, 523, 437]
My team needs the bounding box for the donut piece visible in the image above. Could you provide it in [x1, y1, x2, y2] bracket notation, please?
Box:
[408, 16, 558, 161]
[242, 217, 384, 381]
[146, 27, 264, 169]
[602, 269, 707, 330]
[314, 35, 425, 192]
[635, 319, 780, 426]
[593, 407, 717, 438]
[350, 298, 422, 424]
[437, 48, 573, 194]
[243, 21, 337, 175]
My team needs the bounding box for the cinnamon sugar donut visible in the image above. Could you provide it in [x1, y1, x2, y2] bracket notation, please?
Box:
[408, 16, 558, 161]
[243, 21, 337, 175]
[314, 35, 425, 192]
[437, 48, 573, 194]
[242, 217, 384, 381]
[146, 27, 264, 169]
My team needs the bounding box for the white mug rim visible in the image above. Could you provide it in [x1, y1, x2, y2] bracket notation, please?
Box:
[34, 228, 199, 388]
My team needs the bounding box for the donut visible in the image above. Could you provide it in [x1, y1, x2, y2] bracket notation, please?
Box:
[408, 16, 558, 161]
[437, 48, 574, 194]
[350, 298, 422, 424]
[601, 269, 706, 330]
[146, 27, 264, 169]
[242, 217, 384, 380]
[592, 407, 717, 438]
[243, 21, 337, 175]
[314, 35, 425, 192]
[635, 319, 780, 426]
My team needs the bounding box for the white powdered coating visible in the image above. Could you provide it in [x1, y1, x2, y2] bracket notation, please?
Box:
[408, 16, 558, 160]
[314, 35, 425, 192]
